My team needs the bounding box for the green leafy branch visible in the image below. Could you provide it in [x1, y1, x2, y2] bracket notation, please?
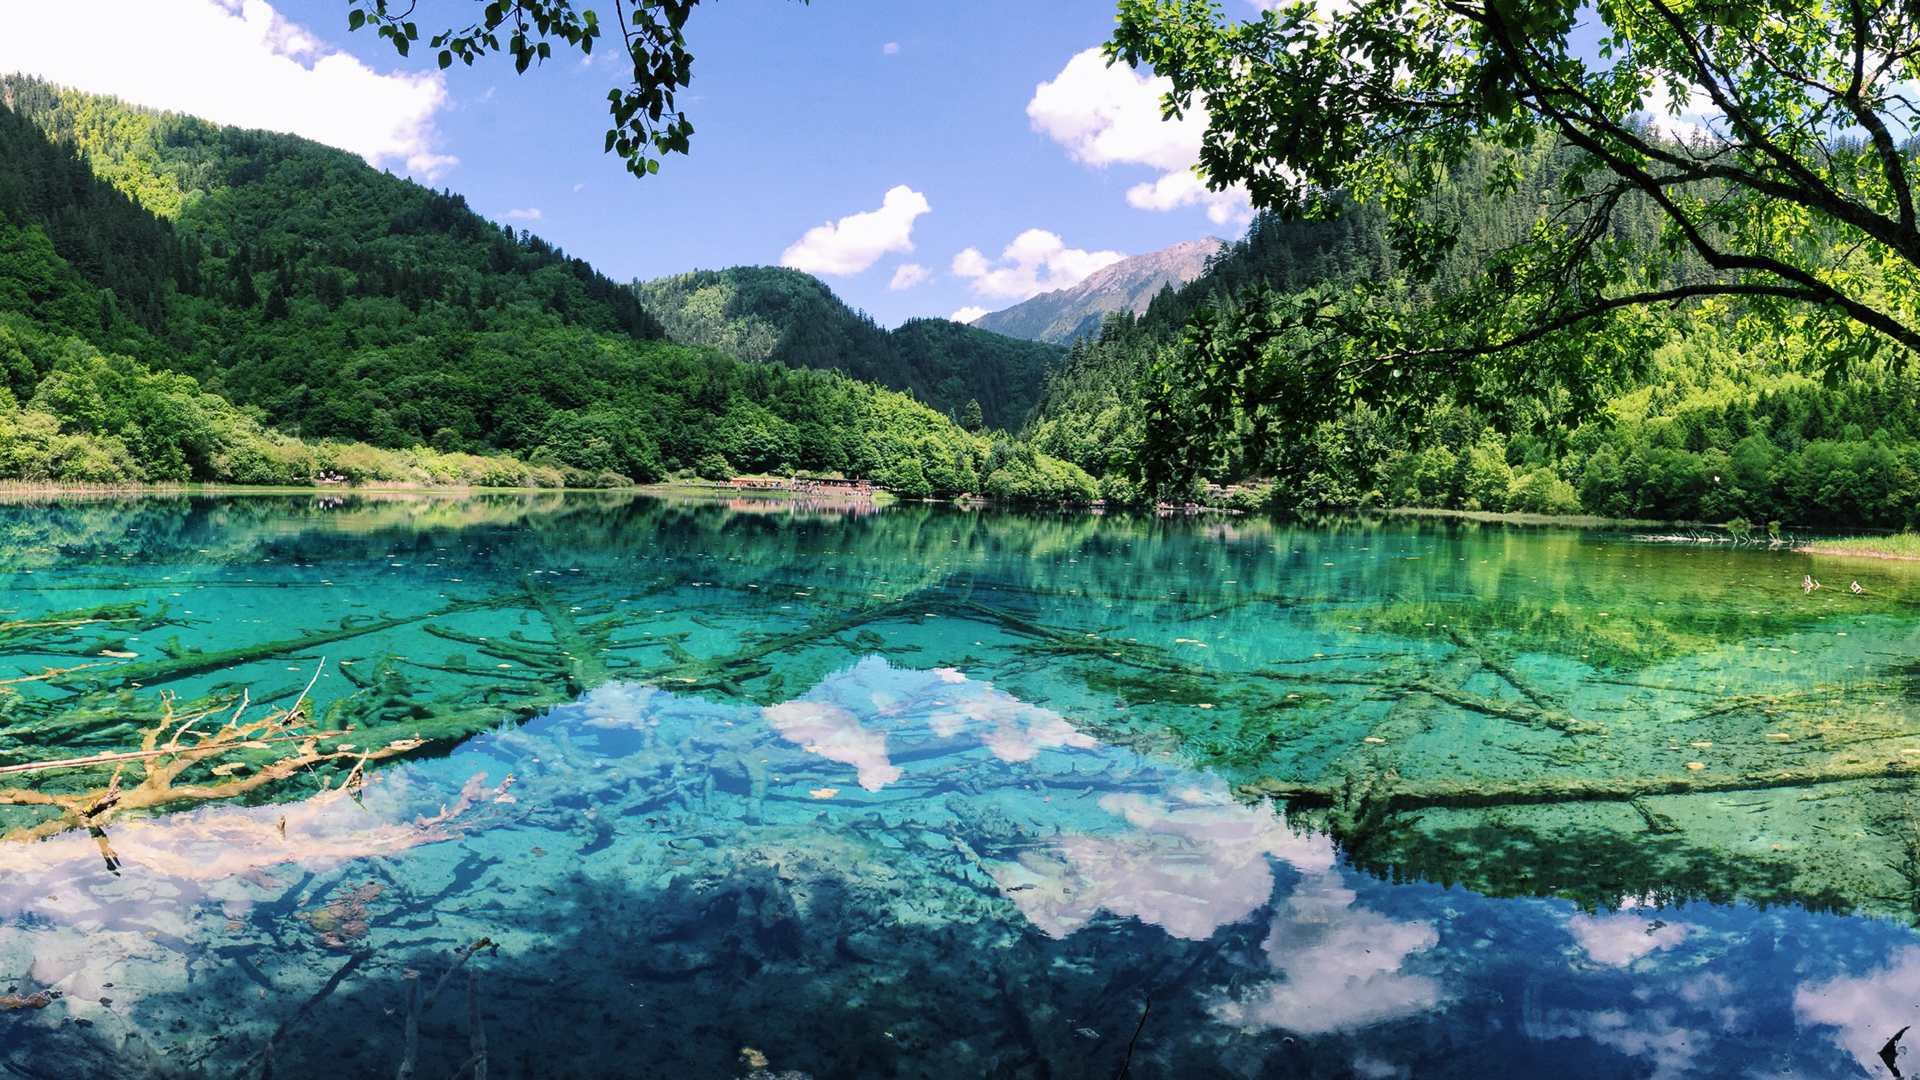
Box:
[346, 1, 805, 179]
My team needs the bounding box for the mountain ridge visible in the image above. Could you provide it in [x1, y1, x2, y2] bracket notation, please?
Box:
[973, 238, 1225, 344]
[632, 266, 1064, 430]
[0, 74, 1099, 499]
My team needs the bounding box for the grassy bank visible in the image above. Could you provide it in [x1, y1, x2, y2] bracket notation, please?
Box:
[1799, 535, 1920, 560]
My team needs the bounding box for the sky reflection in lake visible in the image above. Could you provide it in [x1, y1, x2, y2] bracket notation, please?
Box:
[1, 655, 1917, 1078]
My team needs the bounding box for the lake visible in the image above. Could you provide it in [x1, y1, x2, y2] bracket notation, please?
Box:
[2, 491, 1918, 1078]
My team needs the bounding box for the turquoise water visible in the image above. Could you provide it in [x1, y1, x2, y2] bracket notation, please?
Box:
[3, 492, 1920, 1077]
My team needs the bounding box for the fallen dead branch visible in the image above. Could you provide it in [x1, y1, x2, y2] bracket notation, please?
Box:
[1241, 757, 1920, 814]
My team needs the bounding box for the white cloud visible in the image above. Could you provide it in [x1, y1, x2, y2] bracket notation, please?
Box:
[0, 0, 457, 180]
[1566, 911, 1691, 967]
[1796, 946, 1920, 1076]
[1029, 47, 1251, 224]
[883, 42, 900, 55]
[1570, 1007, 1709, 1080]
[1213, 874, 1444, 1034]
[506, 208, 544, 220]
[780, 185, 931, 276]
[951, 229, 1125, 301]
[950, 306, 990, 324]
[889, 263, 930, 290]
[989, 784, 1336, 942]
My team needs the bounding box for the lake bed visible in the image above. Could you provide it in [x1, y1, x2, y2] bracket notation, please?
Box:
[1, 492, 1916, 1078]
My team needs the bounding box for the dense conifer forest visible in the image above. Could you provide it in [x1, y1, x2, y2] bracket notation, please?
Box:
[7, 73, 1920, 525]
[633, 267, 1062, 431]
[1021, 136, 1920, 528]
[0, 76, 1095, 498]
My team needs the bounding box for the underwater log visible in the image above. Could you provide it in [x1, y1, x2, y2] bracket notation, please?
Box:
[1243, 757, 1920, 813]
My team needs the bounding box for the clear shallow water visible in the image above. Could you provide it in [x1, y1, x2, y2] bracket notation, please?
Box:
[2, 492, 1920, 1077]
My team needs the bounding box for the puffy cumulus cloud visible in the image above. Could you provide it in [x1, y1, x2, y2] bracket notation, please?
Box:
[505, 208, 544, 221]
[756, 657, 1106, 792]
[761, 699, 902, 792]
[1539, 966, 1742, 1080]
[1247, 0, 1356, 12]
[1350, 1056, 1410, 1080]
[950, 305, 990, 324]
[988, 782, 1336, 941]
[0, 0, 456, 180]
[883, 42, 901, 55]
[889, 263, 930, 291]
[1029, 48, 1198, 171]
[1566, 910, 1692, 967]
[780, 185, 931, 276]
[951, 229, 1125, 301]
[1569, 1008, 1708, 1080]
[1796, 946, 1920, 1075]
[1028, 47, 1251, 224]
[1213, 875, 1444, 1034]
[1636, 84, 1722, 146]
[1124, 170, 1231, 216]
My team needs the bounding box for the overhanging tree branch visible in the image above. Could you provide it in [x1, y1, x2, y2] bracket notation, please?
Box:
[346, 0, 805, 179]
[1110, 0, 1920, 488]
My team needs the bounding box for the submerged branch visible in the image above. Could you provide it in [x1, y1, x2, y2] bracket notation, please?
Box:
[49, 608, 468, 690]
[1244, 758, 1920, 814]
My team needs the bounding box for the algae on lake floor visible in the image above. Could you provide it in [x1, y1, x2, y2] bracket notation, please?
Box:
[4, 657, 1918, 1079]
[5, 493, 1920, 927]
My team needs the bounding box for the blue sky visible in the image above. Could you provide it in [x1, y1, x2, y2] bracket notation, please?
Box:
[0, 0, 1258, 326]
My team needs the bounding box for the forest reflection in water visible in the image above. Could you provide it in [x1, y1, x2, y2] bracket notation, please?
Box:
[1, 491, 1920, 1076]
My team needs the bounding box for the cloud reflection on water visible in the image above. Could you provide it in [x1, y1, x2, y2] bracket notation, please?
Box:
[1795, 945, 1920, 1076]
[1213, 874, 1445, 1036]
[1567, 909, 1694, 967]
[5, 658, 1916, 1077]
[988, 784, 1333, 940]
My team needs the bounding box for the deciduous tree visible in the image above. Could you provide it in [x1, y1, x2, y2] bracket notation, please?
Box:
[1111, 0, 1920, 485]
[349, 0, 802, 177]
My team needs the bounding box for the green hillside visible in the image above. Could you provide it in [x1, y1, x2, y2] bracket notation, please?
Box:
[0, 76, 1096, 499]
[633, 266, 1065, 430]
[1024, 134, 1920, 528]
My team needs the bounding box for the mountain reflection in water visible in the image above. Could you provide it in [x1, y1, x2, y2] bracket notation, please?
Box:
[0, 658, 1913, 1078]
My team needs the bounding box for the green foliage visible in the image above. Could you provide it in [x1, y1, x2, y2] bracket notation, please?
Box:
[1460, 434, 1513, 512]
[1033, 273, 1920, 523]
[0, 323, 560, 487]
[1507, 468, 1582, 516]
[346, 1, 796, 180]
[0, 79, 1100, 504]
[633, 266, 1066, 430]
[1110, 0, 1920, 483]
[979, 439, 1099, 503]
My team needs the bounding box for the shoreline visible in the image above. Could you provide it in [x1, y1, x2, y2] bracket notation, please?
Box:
[4, 480, 1918, 558]
[1799, 543, 1920, 562]
[1376, 506, 1676, 529]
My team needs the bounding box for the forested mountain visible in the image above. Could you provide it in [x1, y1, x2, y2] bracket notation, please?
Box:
[11, 71, 1905, 524]
[972, 238, 1223, 345]
[631, 266, 1063, 430]
[0, 76, 1097, 499]
[1023, 133, 1920, 528]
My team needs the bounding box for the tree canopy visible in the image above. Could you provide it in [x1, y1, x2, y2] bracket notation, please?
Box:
[1110, 0, 1920, 486]
[0, 77, 1101, 501]
[632, 266, 1066, 430]
[348, 0, 800, 178]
